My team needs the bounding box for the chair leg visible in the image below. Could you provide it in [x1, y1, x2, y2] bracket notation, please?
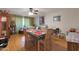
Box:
[38, 41, 40, 51]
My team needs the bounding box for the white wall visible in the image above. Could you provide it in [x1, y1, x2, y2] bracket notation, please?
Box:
[45, 9, 79, 33]
[35, 16, 40, 26]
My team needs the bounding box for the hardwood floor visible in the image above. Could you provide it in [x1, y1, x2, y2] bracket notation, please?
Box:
[0, 34, 67, 51]
[52, 39, 67, 51]
[1, 34, 25, 51]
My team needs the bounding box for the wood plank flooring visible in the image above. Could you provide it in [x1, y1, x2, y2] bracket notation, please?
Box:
[52, 39, 67, 51]
[1, 34, 25, 51]
[0, 34, 67, 51]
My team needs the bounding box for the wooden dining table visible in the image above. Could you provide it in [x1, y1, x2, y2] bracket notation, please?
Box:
[26, 29, 46, 51]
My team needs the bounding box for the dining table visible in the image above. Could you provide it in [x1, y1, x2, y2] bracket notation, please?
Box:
[26, 29, 46, 51]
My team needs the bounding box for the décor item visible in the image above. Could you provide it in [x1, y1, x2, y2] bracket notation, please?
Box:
[39, 16, 45, 25]
[9, 20, 16, 34]
[69, 28, 76, 32]
[53, 16, 61, 22]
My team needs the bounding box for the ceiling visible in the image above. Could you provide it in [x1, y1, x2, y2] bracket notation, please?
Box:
[0, 8, 79, 17]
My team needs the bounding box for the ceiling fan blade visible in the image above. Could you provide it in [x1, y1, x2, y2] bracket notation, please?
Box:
[34, 9, 39, 15]
[29, 8, 39, 15]
[34, 9, 38, 12]
[29, 8, 33, 12]
[34, 12, 38, 14]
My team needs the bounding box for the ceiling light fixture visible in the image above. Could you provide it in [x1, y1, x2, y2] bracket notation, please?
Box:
[28, 12, 33, 16]
[28, 8, 39, 16]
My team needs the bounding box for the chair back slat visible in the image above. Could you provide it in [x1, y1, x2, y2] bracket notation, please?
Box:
[24, 30, 34, 51]
[44, 29, 53, 51]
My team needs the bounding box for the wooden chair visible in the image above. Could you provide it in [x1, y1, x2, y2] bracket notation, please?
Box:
[24, 30, 34, 51]
[38, 29, 53, 51]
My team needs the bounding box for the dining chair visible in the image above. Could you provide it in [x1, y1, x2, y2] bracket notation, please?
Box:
[38, 29, 53, 51]
[24, 30, 35, 51]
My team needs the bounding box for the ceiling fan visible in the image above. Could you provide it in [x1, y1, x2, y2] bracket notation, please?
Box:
[29, 8, 39, 15]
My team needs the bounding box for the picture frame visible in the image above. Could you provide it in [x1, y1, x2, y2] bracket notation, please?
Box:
[53, 16, 61, 22]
